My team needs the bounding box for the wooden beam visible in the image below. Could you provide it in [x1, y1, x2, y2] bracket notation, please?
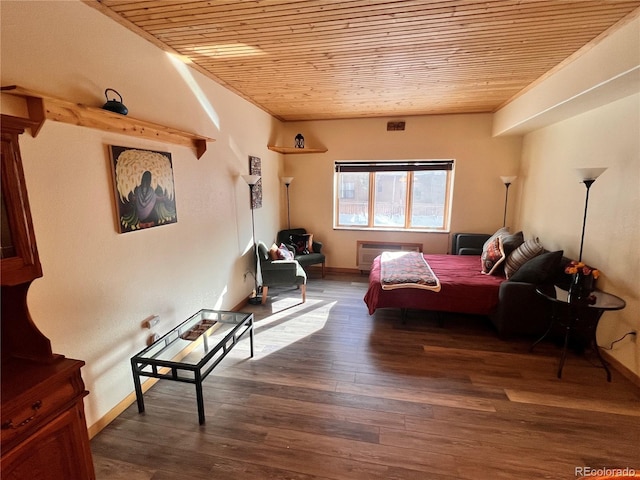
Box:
[1, 85, 215, 159]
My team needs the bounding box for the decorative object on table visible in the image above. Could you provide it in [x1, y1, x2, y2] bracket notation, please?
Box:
[295, 133, 305, 148]
[102, 88, 128, 115]
[565, 260, 599, 303]
[499, 175, 517, 227]
[109, 145, 177, 233]
[575, 167, 607, 261]
[281, 176, 294, 229]
[248, 156, 262, 208]
[242, 174, 262, 304]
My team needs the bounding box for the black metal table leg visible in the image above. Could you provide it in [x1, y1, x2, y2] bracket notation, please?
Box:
[131, 359, 145, 413]
[249, 319, 254, 358]
[195, 371, 205, 425]
[557, 324, 571, 379]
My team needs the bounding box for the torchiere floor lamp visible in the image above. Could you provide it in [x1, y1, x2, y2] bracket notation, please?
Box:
[500, 175, 517, 227]
[242, 174, 262, 304]
[281, 176, 294, 229]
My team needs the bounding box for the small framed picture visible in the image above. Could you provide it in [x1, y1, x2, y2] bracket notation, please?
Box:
[249, 155, 262, 209]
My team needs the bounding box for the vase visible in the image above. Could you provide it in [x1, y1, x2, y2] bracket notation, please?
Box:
[568, 272, 595, 302]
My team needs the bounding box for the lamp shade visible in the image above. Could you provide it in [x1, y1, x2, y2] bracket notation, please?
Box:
[575, 167, 607, 182]
[281, 176, 294, 185]
[241, 174, 261, 186]
[500, 175, 517, 185]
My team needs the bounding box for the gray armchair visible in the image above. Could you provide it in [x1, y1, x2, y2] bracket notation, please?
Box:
[257, 241, 306, 304]
[277, 228, 326, 277]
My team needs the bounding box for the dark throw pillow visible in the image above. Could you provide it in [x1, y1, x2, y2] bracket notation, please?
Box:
[501, 231, 524, 257]
[290, 233, 311, 255]
[509, 250, 564, 284]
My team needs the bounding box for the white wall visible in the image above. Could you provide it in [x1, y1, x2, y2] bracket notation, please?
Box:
[276, 115, 523, 268]
[517, 93, 640, 376]
[1, 0, 283, 429]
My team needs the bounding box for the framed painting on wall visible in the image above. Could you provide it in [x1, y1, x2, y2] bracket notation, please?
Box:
[109, 145, 178, 233]
[249, 155, 262, 209]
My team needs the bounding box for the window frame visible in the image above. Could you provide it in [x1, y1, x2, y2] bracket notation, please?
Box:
[334, 160, 454, 232]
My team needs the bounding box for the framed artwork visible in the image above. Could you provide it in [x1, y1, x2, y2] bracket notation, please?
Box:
[249, 155, 262, 209]
[109, 145, 178, 233]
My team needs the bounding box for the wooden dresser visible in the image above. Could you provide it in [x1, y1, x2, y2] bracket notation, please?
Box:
[1, 115, 95, 479]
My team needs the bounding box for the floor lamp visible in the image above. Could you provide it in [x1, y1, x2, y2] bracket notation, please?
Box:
[281, 176, 294, 229]
[499, 176, 517, 227]
[242, 174, 262, 304]
[575, 167, 606, 262]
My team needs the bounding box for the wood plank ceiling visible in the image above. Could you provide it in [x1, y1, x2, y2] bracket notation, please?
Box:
[88, 0, 640, 121]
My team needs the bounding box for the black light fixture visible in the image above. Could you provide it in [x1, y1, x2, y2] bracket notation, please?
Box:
[242, 174, 262, 304]
[294, 133, 305, 149]
[575, 167, 607, 262]
[281, 176, 294, 229]
[499, 176, 517, 227]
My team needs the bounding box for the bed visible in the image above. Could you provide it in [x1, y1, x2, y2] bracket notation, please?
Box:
[364, 253, 506, 316]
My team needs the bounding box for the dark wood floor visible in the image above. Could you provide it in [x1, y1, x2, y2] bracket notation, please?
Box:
[91, 273, 640, 480]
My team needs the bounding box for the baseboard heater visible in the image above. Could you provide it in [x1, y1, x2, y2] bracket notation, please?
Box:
[356, 241, 423, 273]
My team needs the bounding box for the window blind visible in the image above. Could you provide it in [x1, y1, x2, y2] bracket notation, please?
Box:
[335, 160, 453, 172]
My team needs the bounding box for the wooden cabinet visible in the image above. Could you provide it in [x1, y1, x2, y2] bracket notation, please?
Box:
[0, 115, 95, 479]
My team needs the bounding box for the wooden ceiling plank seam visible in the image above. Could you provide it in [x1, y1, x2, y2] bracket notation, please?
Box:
[129, 2, 638, 32]
[123, 0, 628, 28]
[155, 14, 629, 51]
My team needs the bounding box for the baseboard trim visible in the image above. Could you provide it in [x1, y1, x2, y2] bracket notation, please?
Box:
[601, 350, 640, 388]
[87, 332, 208, 439]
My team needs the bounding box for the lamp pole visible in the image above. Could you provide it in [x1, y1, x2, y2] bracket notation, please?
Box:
[499, 176, 517, 228]
[578, 179, 595, 262]
[574, 167, 606, 263]
[242, 174, 262, 304]
[281, 177, 294, 230]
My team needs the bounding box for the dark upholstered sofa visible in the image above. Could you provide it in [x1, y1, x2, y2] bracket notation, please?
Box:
[451, 232, 598, 340]
[489, 254, 599, 342]
[277, 228, 326, 277]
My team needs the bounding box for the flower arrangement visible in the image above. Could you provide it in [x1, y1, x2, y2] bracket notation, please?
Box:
[564, 261, 600, 279]
[565, 261, 599, 302]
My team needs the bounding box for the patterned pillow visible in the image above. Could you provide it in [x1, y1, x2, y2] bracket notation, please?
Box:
[268, 243, 281, 260]
[278, 243, 294, 260]
[504, 238, 544, 279]
[481, 236, 506, 275]
[290, 233, 311, 255]
[483, 227, 509, 251]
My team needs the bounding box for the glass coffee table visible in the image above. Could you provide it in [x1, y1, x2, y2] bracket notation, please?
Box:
[131, 309, 253, 424]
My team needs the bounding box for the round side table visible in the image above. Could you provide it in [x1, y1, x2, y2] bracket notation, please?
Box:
[533, 286, 626, 381]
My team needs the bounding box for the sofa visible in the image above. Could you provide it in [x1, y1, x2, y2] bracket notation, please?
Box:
[449, 230, 599, 341]
[276, 228, 326, 277]
[489, 254, 599, 343]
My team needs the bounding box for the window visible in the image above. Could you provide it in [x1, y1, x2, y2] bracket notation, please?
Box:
[334, 160, 454, 231]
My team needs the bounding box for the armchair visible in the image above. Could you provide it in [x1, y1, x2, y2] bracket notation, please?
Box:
[277, 228, 326, 277]
[257, 242, 306, 304]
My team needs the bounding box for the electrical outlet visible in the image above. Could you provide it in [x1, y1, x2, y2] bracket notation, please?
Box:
[142, 315, 160, 329]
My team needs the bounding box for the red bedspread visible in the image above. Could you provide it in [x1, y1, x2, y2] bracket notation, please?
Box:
[364, 254, 505, 315]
